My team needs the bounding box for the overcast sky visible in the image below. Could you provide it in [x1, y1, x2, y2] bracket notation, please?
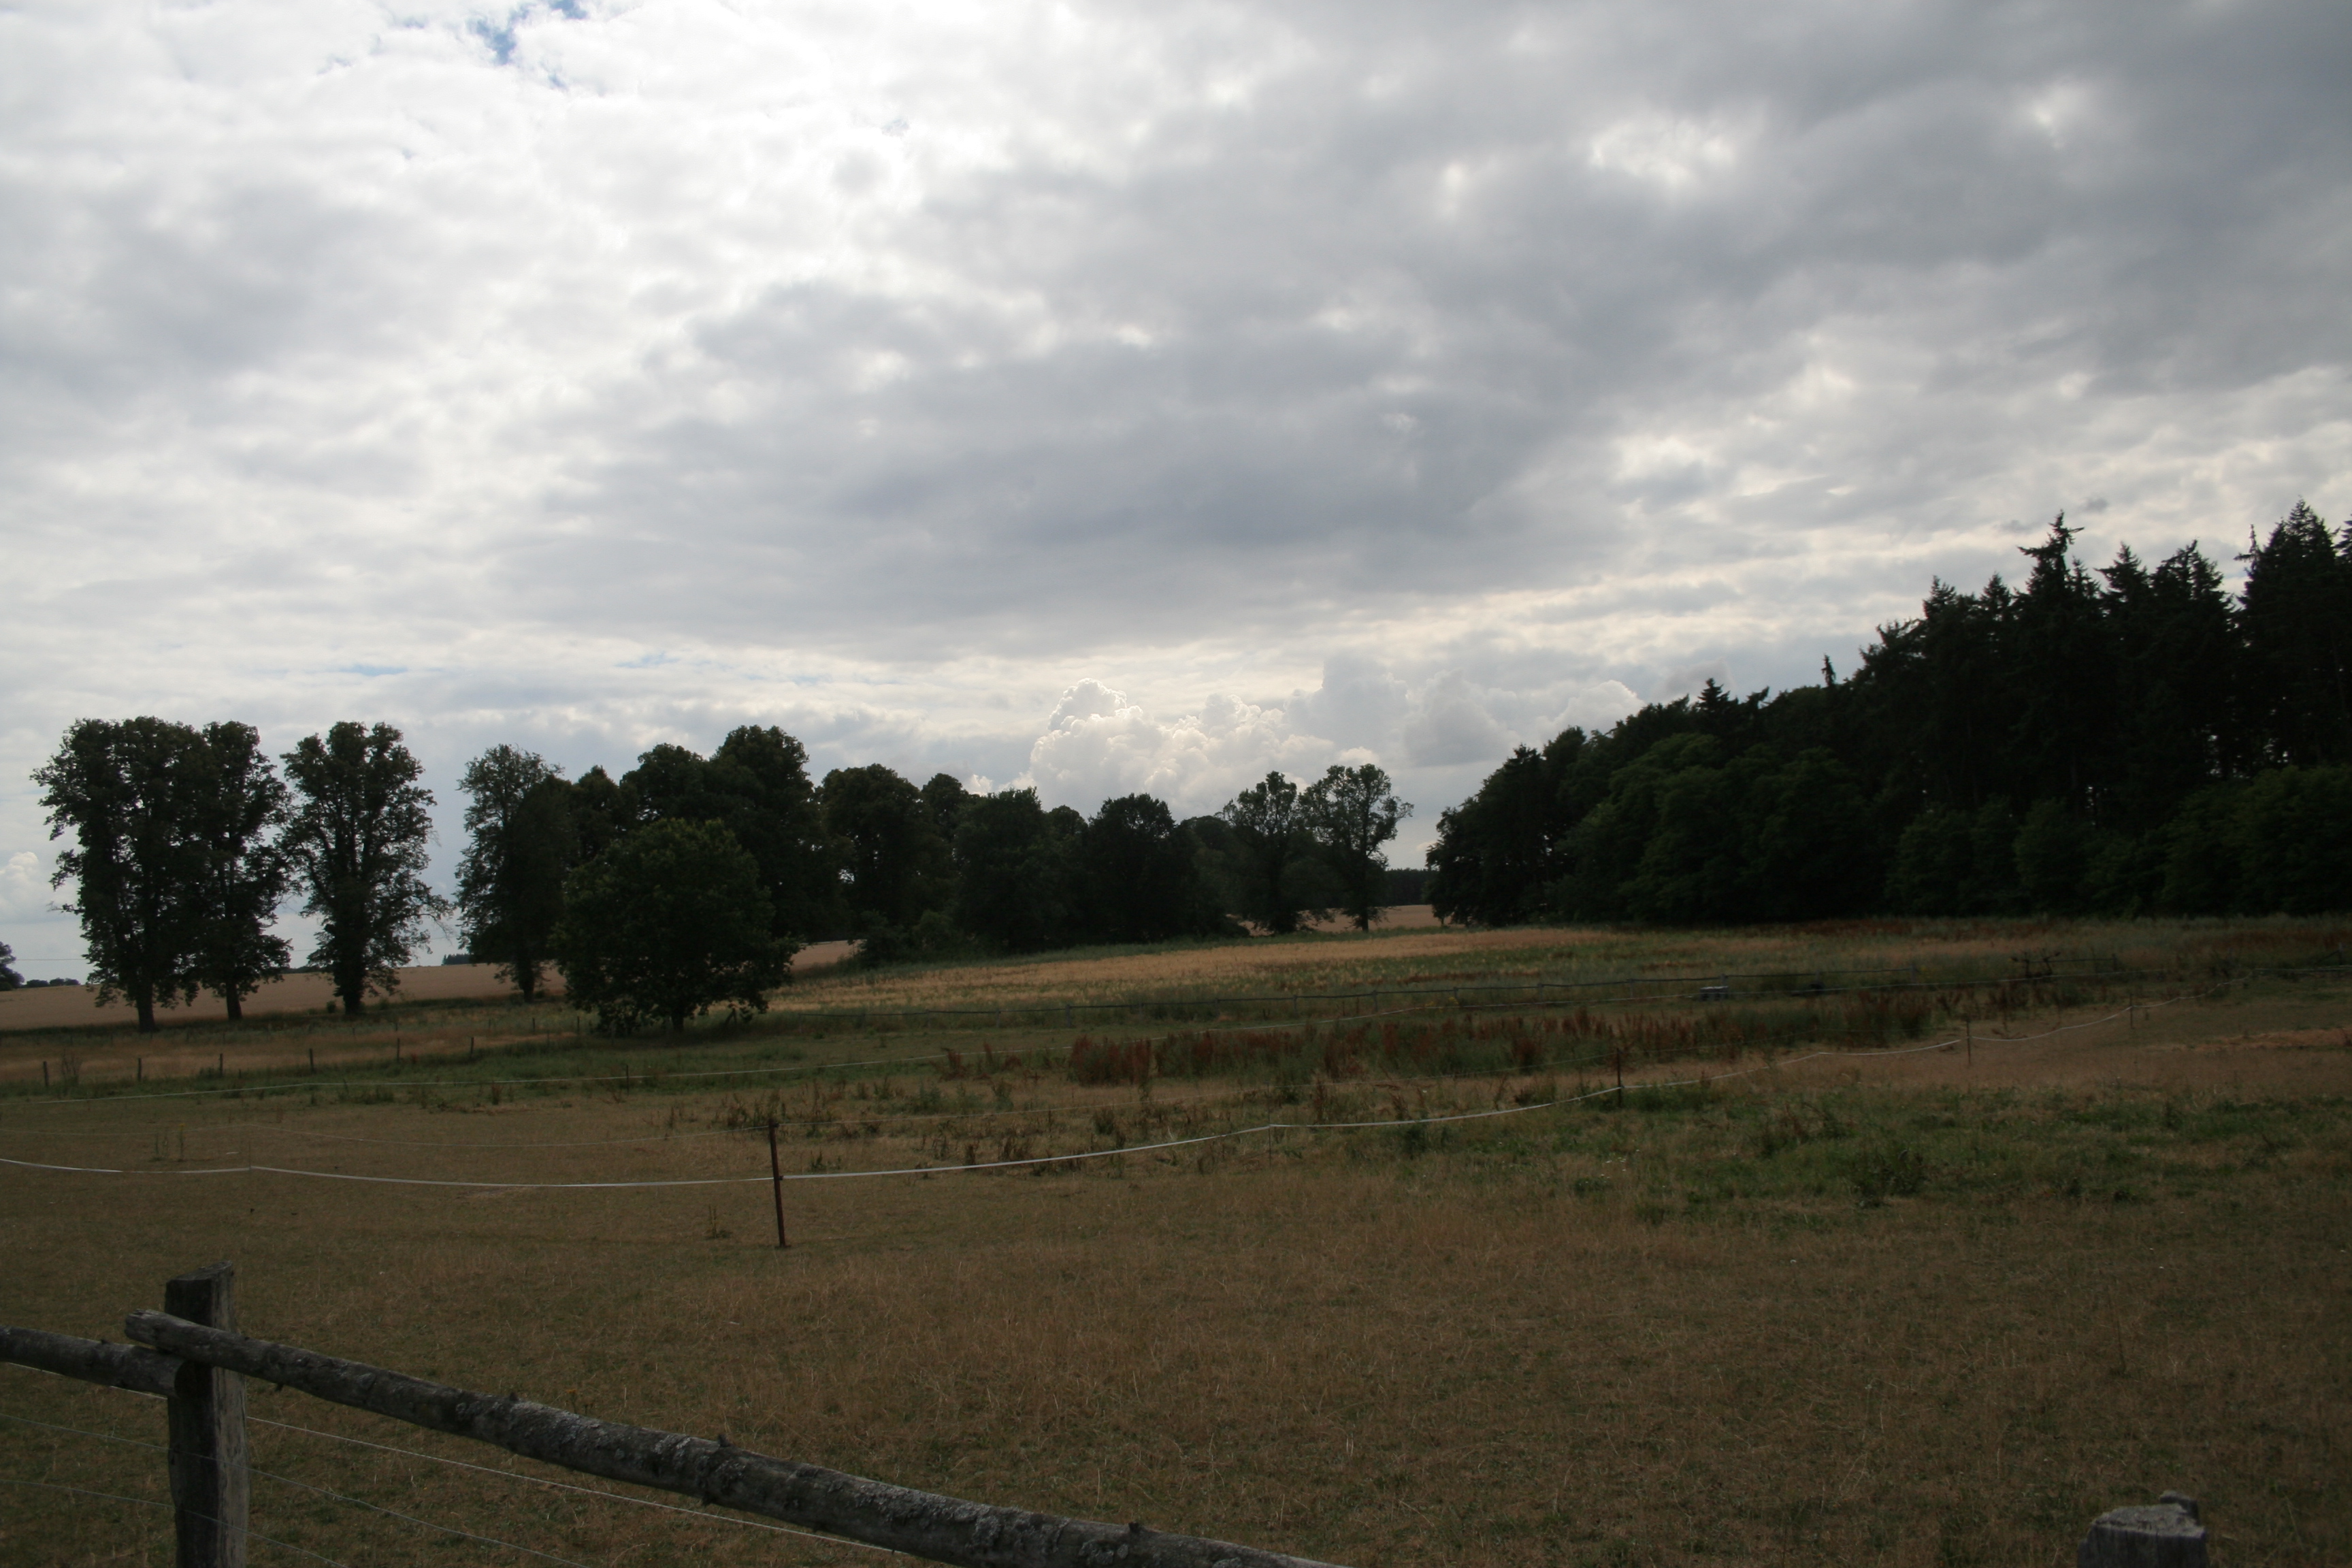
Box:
[4, 0, 2349, 970]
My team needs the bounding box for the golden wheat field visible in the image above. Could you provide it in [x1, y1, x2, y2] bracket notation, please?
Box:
[1, 917, 2347, 1568]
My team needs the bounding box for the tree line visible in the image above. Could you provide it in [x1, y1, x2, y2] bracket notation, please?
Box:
[1428, 503, 2352, 925]
[30, 713, 1408, 1032]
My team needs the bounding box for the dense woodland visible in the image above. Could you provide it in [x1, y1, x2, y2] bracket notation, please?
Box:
[1427, 505, 2352, 926]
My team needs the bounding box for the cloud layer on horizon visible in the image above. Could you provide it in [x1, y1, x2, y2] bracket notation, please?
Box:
[3, 0, 2347, 966]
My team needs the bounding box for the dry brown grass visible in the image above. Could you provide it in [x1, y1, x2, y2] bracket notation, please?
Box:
[0, 942, 862, 1036]
[0, 932, 2346, 1568]
[784, 915, 2352, 1015]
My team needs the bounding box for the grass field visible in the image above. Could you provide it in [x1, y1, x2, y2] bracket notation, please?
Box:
[1, 917, 2347, 1567]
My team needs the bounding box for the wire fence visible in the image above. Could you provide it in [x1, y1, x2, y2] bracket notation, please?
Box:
[10, 952, 2309, 1112]
[0, 987, 2219, 1190]
[1, 1382, 902, 1567]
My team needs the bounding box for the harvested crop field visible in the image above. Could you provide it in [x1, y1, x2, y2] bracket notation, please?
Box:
[1, 919, 2347, 1567]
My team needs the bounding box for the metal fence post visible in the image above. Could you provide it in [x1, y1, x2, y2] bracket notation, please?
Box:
[164, 1262, 248, 1568]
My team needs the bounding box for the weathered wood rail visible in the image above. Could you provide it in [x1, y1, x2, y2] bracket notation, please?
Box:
[3, 1262, 1348, 1568]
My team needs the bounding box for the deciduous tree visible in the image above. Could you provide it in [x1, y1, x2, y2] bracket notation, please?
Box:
[456, 745, 574, 1001]
[282, 722, 448, 1014]
[951, 789, 1081, 951]
[1218, 772, 1322, 934]
[186, 721, 293, 1019]
[823, 764, 952, 937]
[1081, 793, 1209, 944]
[1303, 764, 1409, 930]
[553, 819, 792, 1034]
[35, 717, 210, 1031]
[621, 727, 837, 940]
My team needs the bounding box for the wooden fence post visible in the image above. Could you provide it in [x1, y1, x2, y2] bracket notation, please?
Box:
[767, 1120, 789, 1250]
[164, 1262, 247, 1568]
[2077, 1494, 2206, 1567]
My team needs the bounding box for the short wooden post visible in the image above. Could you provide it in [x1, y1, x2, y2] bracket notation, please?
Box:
[164, 1262, 248, 1568]
[1614, 1049, 1624, 1105]
[307, 1048, 314, 1074]
[766, 1119, 789, 1250]
[2077, 1494, 2206, 1567]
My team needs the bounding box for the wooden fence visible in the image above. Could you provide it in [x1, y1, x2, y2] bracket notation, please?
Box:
[1, 1262, 1345, 1568]
[1, 1262, 2214, 1567]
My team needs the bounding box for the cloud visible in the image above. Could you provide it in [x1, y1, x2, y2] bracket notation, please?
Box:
[0, 852, 47, 921]
[1650, 660, 1733, 704]
[1402, 672, 1514, 768]
[1021, 681, 1337, 817]
[1015, 658, 1644, 821]
[2, 0, 2347, 909]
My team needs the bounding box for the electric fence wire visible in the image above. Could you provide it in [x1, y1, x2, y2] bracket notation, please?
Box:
[0, 1409, 597, 1567]
[0, 1377, 907, 1561]
[243, 1414, 906, 1556]
[0, 1477, 351, 1566]
[0, 1079, 1316, 1146]
[0, 1046, 958, 1109]
[0, 960, 2223, 1149]
[0, 986, 2219, 1188]
[13, 953, 2269, 1113]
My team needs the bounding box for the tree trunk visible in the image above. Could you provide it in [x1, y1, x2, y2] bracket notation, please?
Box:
[136, 990, 157, 1034]
[225, 993, 242, 1022]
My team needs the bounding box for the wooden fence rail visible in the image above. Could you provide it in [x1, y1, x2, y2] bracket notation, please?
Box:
[4, 1262, 1348, 1568]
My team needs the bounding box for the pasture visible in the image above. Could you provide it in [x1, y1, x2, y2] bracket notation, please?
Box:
[1, 916, 2347, 1567]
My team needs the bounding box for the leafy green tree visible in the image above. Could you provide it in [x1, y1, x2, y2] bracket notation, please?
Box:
[713, 726, 838, 938]
[621, 728, 836, 940]
[823, 764, 953, 938]
[2157, 783, 2244, 915]
[1622, 751, 1741, 924]
[951, 789, 1081, 951]
[35, 717, 210, 1031]
[1424, 736, 1587, 926]
[2232, 765, 2352, 915]
[186, 721, 293, 1019]
[1303, 764, 1410, 930]
[1737, 748, 1875, 921]
[0, 939, 19, 990]
[1961, 802, 2025, 913]
[568, 765, 635, 862]
[282, 722, 449, 1015]
[2013, 798, 2093, 914]
[921, 773, 972, 843]
[553, 819, 793, 1034]
[1080, 793, 1212, 944]
[457, 746, 576, 1000]
[1886, 808, 1972, 915]
[1218, 772, 1328, 934]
